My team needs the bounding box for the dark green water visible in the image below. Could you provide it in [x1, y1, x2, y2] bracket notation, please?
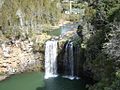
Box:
[0, 72, 86, 90]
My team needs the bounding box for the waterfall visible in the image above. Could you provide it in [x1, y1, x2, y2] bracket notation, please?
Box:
[62, 41, 80, 80]
[44, 40, 58, 79]
[63, 41, 75, 80]
[69, 42, 74, 79]
[44, 40, 80, 80]
[70, 42, 74, 77]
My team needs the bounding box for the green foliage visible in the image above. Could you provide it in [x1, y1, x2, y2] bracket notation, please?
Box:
[0, 0, 61, 39]
[65, 14, 80, 22]
[84, 5, 96, 22]
[108, 6, 120, 22]
[85, 30, 106, 62]
[94, 0, 120, 22]
[83, 0, 120, 90]
[72, 36, 82, 46]
[116, 70, 120, 79]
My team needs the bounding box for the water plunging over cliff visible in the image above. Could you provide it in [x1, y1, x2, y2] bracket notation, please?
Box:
[45, 39, 81, 80]
[44, 40, 58, 79]
[58, 40, 80, 80]
[62, 41, 74, 80]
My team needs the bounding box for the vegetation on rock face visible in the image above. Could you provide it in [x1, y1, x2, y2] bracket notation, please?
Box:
[81, 0, 120, 90]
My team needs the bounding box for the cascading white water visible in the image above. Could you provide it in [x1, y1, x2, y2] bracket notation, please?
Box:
[44, 40, 58, 79]
[63, 41, 75, 80]
[69, 42, 74, 79]
[44, 40, 80, 80]
[63, 41, 79, 80]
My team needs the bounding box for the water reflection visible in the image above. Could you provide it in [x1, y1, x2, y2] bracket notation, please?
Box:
[36, 87, 45, 90]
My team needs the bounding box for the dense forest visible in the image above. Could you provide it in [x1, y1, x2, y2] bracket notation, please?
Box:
[81, 0, 120, 90]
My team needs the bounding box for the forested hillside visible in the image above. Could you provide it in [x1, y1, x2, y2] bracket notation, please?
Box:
[0, 0, 61, 39]
[82, 0, 120, 90]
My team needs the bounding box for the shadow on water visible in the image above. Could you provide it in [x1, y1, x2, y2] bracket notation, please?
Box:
[36, 87, 45, 90]
[36, 77, 87, 90]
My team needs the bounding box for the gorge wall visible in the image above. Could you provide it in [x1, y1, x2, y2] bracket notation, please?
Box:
[0, 33, 51, 77]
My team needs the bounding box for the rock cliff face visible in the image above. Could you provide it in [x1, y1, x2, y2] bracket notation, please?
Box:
[0, 41, 42, 75]
[0, 33, 51, 76]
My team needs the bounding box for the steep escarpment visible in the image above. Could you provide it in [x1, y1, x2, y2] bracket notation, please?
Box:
[0, 33, 51, 79]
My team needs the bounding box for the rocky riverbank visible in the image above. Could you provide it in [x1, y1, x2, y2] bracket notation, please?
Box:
[0, 75, 8, 81]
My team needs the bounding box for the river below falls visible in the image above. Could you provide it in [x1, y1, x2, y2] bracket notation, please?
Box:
[0, 72, 87, 90]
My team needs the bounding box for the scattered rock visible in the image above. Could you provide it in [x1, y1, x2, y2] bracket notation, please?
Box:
[0, 75, 8, 81]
